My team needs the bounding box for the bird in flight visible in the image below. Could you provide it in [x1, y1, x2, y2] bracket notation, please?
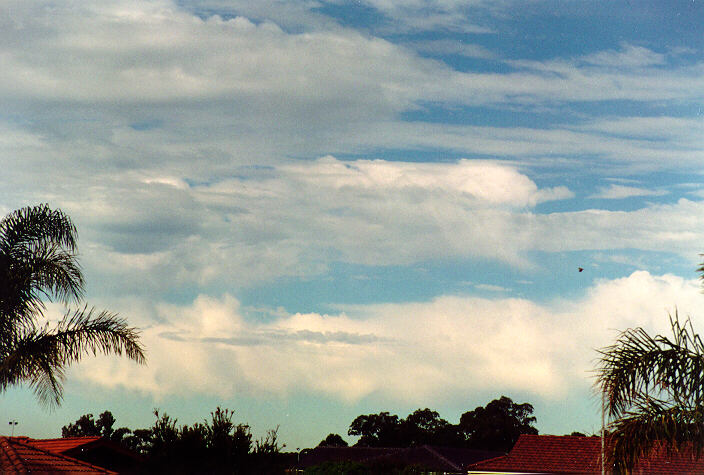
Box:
[578, 267, 584, 272]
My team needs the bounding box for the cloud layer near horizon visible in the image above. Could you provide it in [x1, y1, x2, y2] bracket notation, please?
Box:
[71, 271, 704, 404]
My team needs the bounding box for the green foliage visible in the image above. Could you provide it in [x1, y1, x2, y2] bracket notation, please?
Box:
[254, 425, 283, 454]
[62, 407, 268, 474]
[348, 398, 536, 451]
[597, 312, 704, 472]
[145, 407, 254, 474]
[402, 408, 460, 447]
[317, 433, 348, 447]
[347, 409, 457, 447]
[0, 204, 145, 405]
[458, 396, 538, 452]
[62, 410, 132, 445]
[348, 412, 402, 447]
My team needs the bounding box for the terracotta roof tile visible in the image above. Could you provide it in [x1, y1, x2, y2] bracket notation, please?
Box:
[468, 434, 704, 474]
[0, 437, 116, 474]
[29, 437, 103, 454]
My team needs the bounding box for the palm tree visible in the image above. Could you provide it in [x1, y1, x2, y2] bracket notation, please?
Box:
[0, 204, 145, 404]
[596, 312, 704, 472]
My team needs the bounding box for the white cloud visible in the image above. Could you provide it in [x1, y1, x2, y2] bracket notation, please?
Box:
[0, 1, 703, 193]
[88, 157, 574, 284]
[352, 0, 496, 33]
[71, 271, 704, 404]
[590, 184, 668, 200]
[582, 44, 666, 68]
[1, 1, 704, 314]
[2, 3, 702, 111]
[36, 159, 702, 298]
[282, 157, 570, 207]
[474, 283, 509, 292]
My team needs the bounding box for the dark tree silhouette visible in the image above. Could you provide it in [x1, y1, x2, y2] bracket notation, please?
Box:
[317, 433, 348, 447]
[348, 399, 538, 451]
[401, 408, 460, 447]
[459, 396, 538, 451]
[60, 407, 290, 473]
[0, 204, 145, 404]
[62, 410, 132, 444]
[349, 408, 464, 448]
[348, 412, 402, 447]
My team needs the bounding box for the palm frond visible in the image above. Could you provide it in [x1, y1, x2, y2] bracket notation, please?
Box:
[0, 205, 146, 407]
[597, 312, 704, 472]
[607, 400, 704, 473]
[0, 306, 146, 405]
[597, 311, 704, 418]
[0, 204, 78, 252]
[22, 242, 84, 303]
[0, 205, 84, 320]
[54, 306, 146, 364]
[0, 245, 84, 326]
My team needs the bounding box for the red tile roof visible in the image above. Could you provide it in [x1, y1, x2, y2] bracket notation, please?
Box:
[468, 434, 704, 474]
[0, 437, 117, 474]
[28, 437, 103, 454]
[469, 435, 602, 473]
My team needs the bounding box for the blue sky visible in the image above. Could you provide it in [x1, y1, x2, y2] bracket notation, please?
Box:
[2, 0, 704, 449]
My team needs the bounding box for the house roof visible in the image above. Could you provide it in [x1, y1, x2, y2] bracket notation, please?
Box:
[298, 445, 502, 472]
[368, 445, 503, 472]
[0, 437, 117, 474]
[28, 437, 104, 454]
[298, 446, 398, 467]
[468, 435, 602, 474]
[468, 434, 704, 474]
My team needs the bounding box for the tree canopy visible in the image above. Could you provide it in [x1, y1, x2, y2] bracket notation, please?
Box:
[348, 397, 537, 451]
[62, 407, 290, 474]
[318, 433, 348, 447]
[459, 396, 538, 452]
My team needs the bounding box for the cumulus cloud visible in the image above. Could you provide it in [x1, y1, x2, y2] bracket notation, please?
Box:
[46, 158, 569, 294]
[282, 157, 570, 207]
[36, 157, 702, 300]
[71, 271, 704, 404]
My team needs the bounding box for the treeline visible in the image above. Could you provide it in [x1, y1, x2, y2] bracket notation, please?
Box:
[61, 407, 289, 474]
[329, 396, 538, 452]
[61, 396, 544, 473]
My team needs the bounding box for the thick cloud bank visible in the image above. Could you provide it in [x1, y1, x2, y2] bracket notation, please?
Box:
[72, 271, 704, 403]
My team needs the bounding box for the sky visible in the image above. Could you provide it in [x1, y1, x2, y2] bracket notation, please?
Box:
[2, 0, 704, 449]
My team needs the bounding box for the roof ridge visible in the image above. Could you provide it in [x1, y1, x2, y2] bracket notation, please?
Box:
[422, 445, 463, 470]
[31, 436, 103, 441]
[8, 436, 117, 474]
[358, 446, 403, 462]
